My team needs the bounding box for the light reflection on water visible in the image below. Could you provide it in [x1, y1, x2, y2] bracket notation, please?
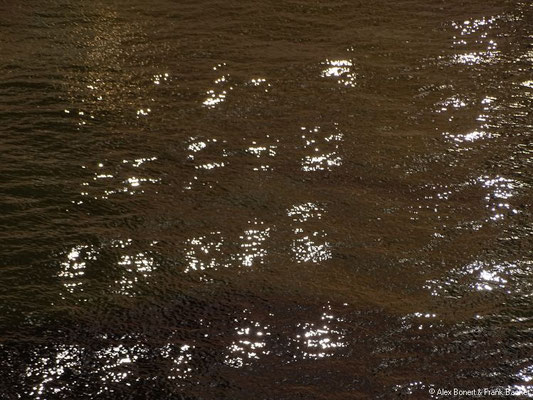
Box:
[477, 175, 522, 221]
[320, 59, 357, 87]
[294, 304, 347, 360]
[1, 0, 532, 398]
[26, 345, 83, 399]
[425, 260, 533, 297]
[300, 125, 344, 172]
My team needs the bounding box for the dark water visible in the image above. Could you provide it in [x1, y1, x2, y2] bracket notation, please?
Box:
[1, 0, 532, 398]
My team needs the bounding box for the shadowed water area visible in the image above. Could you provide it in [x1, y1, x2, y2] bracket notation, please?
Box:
[1, 0, 532, 398]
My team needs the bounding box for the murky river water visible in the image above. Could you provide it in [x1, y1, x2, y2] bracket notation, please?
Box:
[1, 0, 532, 398]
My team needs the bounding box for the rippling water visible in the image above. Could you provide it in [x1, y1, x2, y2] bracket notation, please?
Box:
[1, 0, 532, 398]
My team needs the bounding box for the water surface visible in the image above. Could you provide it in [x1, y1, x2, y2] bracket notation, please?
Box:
[1, 0, 532, 398]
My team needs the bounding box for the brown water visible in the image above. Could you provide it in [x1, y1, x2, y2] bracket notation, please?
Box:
[1, 0, 532, 398]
